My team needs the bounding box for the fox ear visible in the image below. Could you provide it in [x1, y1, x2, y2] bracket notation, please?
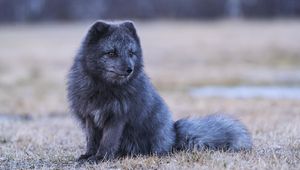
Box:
[84, 21, 110, 44]
[121, 21, 138, 38]
[92, 21, 110, 33]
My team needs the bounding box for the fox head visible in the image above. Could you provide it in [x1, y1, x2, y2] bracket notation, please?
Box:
[79, 21, 143, 84]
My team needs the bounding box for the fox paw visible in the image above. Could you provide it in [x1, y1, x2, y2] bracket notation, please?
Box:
[76, 153, 94, 162]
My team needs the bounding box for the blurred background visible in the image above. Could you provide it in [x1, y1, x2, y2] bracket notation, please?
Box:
[1, 1, 300, 169]
[0, 0, 300, 117]
[1, 0, 300, 22]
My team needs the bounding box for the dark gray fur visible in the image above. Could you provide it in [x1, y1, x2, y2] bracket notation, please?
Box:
[67, 20, 252, 162]
[174, 114, 252, 151]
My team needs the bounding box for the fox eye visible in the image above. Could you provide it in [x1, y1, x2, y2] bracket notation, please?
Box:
[106, 51, 117, 57]
[129, 50, 135, 57]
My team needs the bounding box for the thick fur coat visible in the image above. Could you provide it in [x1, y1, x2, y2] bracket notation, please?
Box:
[67, 21, 252, 162]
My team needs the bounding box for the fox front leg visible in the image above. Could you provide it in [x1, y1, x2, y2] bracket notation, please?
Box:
[87, 120, 125, 162]
[77, 116, 102, 161]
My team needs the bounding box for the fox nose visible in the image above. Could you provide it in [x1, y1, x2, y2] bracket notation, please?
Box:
[126, 67, 133, 74]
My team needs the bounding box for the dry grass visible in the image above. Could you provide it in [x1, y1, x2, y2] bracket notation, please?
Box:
[0, 20, 300, 169]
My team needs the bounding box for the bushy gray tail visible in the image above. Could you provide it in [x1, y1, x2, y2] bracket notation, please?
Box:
[174, 114, 252, 151]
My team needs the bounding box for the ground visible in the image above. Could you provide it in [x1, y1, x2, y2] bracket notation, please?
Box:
[0, 20, 299, 169]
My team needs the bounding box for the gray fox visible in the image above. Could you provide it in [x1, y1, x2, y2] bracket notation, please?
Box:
[67, 20, 252, 162]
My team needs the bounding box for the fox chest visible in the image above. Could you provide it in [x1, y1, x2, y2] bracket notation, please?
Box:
[87, 94, 130, 127]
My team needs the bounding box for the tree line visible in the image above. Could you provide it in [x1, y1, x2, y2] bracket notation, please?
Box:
[0, 0, 299, 23]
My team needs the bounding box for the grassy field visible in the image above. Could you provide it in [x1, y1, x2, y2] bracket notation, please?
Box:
[0, 20, 300, 169]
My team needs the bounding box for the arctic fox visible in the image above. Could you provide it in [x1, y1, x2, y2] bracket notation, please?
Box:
[67, 20, 252, 162]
